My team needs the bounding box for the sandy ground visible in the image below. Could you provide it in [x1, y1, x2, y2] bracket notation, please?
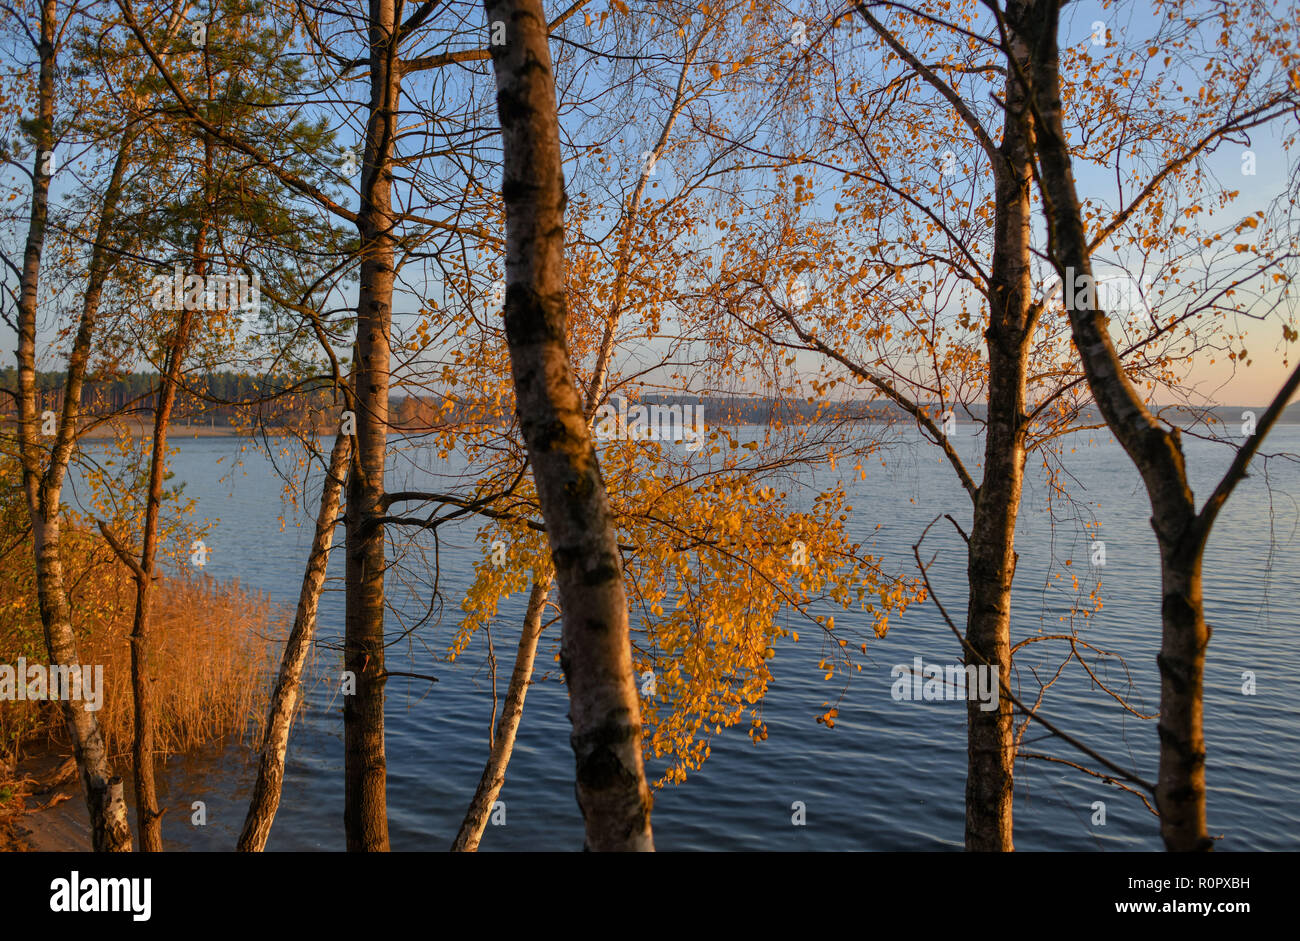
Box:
[1, 750, 93, 852]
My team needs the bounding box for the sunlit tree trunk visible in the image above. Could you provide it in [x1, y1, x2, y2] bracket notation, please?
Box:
[240, 428, 351, 851]
[13, 0, 133, 853]
[484, 0, 654, 850]
[451, 573, 552, 851]
[125, 306, 197, 852]
[962, 1, 1039, 851]
[1027, 0, 1216, 850]
[343, 0, 399, 852]
[125, 187, 207, 851]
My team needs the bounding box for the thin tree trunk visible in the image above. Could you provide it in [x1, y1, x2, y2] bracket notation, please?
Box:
[485, 0, 654, 851]
[14, 4, 54, 520]
[125, 114, 214, 845]
[1026, 0, 1213, 850]
[963, 390, 1024, 852]
[584, 44, 697, 407]
[125, 260, 200, 853]
[119, 31, 220, 848]
[451, 573, 553, 851]
[449, 58, 684, 848]
[33, 521, 134, 851]
[961, 2, 1038, 851]
[343, 0, 399, 852]
[239, 429, 351, 851]
[14, 0, 133, 853]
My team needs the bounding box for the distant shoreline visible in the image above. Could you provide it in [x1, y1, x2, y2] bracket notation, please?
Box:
[77, 419, 300, 439]
[0, 417, 332, 439]
[3, 408, 1296, 443]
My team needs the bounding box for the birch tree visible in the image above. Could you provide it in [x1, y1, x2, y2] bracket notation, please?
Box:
[239, 425, 351, 851]
[2, 0, 133, 852]
[1022, 0, 1300, 850]
[116, 0, 497, 849]
[696, 0, 1277, 849]
[483, 0, 655, 850]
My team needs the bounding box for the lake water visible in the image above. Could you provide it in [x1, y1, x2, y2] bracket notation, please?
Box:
[69, 422, 1300, 851]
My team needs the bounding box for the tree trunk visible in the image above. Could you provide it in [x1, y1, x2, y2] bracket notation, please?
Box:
[450, 63, 678, 847]
[13, 0, 133, 853]
[451, 574, 552, 851]
[34, 521, 134, 851]
[961, 1, 1038, 851]
[1154, 541, 1211, 849]
[1026, 0, 1213, 850]
[126, 239, 201, 852]
[963, 369, 1024, 852]
[484, 0, 654, 850]
[239, 429, 351, 851]
[343, 0, 399, 852]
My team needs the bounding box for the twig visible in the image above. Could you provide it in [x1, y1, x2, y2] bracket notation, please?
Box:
[913, 516, 1156, 794]
[95, 520, 148, 583]
[379, 671, 440, 684]
[1020, 753, 1159, 816]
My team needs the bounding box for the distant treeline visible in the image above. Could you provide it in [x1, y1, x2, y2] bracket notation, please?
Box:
[3, 370, 1293, 429]
[0, 368, 335, 426]
[631, 394, 1300, 427]
[0, 370, 500, 430]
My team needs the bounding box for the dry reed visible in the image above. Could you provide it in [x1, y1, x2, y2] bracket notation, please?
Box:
[1, 528, 288, 764]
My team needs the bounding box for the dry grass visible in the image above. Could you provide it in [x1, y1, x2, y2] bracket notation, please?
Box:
[77, 575, 285, 760]
[0, 762, 31, 850]
[1, 527, 288, 764]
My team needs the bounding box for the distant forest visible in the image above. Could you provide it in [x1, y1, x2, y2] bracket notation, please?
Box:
[3, 369, 1294, 430]
[0, 368, 333, 427]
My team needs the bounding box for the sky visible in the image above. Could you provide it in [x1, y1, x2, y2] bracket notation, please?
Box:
[2, 0, 1296, 408]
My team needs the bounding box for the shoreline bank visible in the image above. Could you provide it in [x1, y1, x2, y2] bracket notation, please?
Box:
[1, 749, 90, 852]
